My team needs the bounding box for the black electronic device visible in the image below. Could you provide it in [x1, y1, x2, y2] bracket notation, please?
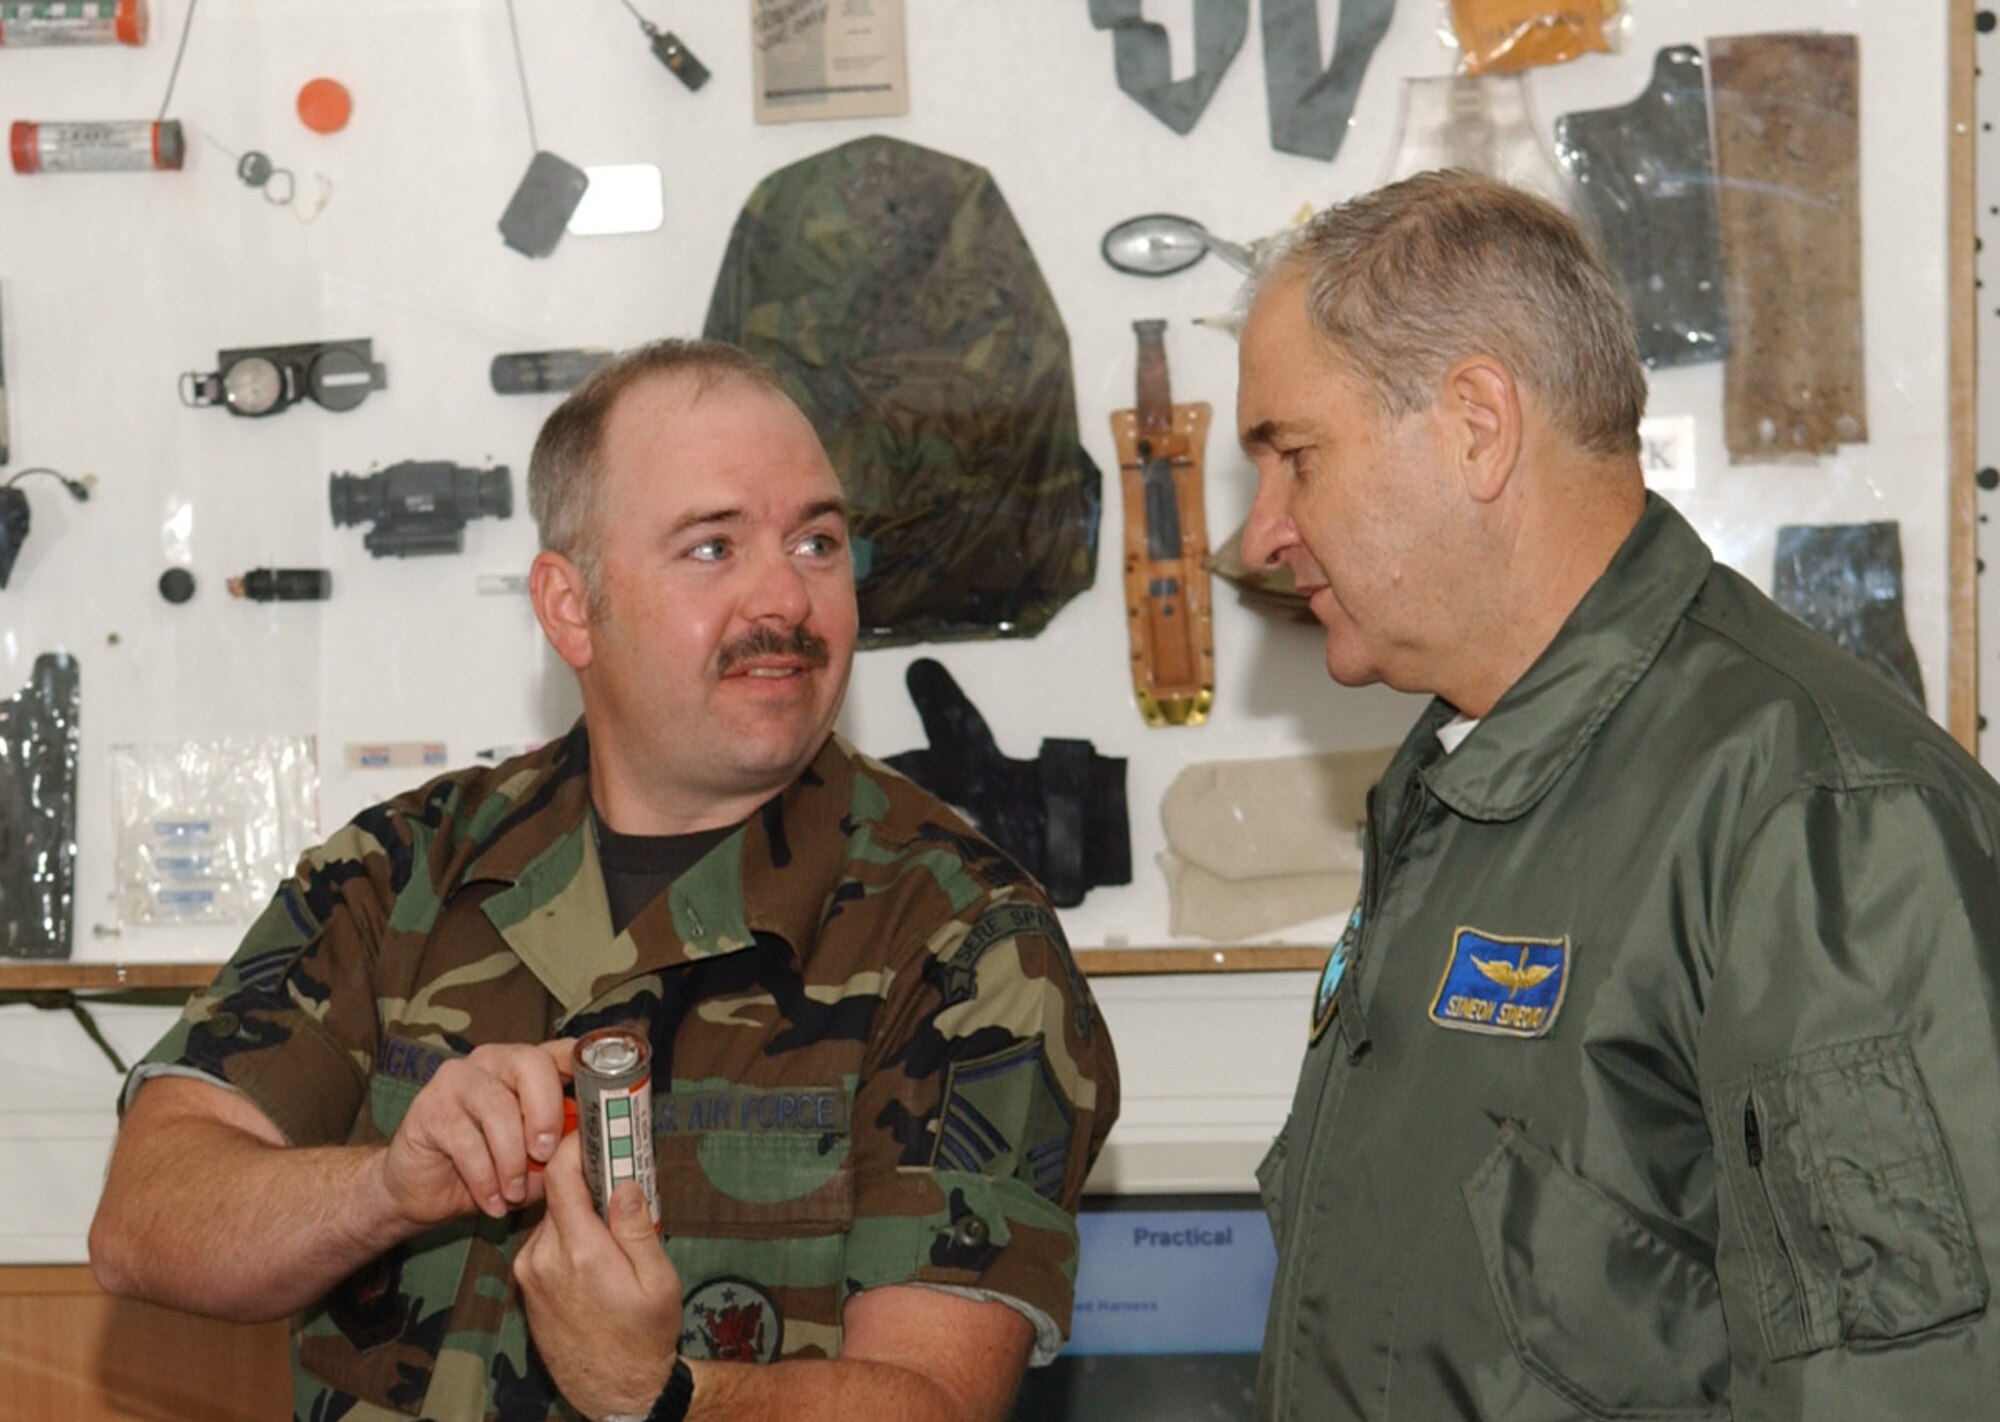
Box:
[329, 460, 511, 557]
[499, 151, 589, 258]
[490, 348, 612, 395]
[649, 28, 709, 89]
[0, 467, 89, 589]
[613, 0, 710, 90]
[180, 339, 386, 417]
[229, 567, 332, 601]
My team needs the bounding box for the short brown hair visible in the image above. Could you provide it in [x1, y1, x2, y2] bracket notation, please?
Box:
[1255, 169, 1646, 457]
[526, 338, 792, 595]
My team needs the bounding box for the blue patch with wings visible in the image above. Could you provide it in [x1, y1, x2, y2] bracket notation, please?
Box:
[1426, 928, 1569, 1038]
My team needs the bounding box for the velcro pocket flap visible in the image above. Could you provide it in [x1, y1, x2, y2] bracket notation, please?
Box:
[1708, 1034, 1988, 1361]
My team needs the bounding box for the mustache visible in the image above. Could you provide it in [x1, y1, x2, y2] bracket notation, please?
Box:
[716, 624, 831, 675]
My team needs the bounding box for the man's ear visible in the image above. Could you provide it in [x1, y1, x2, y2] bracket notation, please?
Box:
[1440, 356, 1521, 504]
[530, 549, 594, 671]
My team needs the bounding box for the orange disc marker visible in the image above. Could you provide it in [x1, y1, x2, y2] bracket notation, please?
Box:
[296, 78, 352, 135]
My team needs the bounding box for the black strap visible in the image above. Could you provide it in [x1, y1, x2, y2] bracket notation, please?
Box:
[647, 1357, 695, 1422]
[1038, 739, 1088, 908]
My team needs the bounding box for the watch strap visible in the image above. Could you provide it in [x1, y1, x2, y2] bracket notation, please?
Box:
[601, 1357, 693, 1422]
[650, 1357, 695, 1422]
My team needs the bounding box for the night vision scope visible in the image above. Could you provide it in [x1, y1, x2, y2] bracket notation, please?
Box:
[328, 460, 511, 558]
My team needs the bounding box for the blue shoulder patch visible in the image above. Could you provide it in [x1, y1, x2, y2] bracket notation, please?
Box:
[1427, 928, 1569, 1038]
[1309, 906, 1361, 1044]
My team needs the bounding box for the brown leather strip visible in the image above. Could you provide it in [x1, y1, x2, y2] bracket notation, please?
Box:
[1709, 32, 1866, 463]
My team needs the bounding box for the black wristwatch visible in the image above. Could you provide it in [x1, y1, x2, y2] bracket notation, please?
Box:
[600, 1357, 693, 1422]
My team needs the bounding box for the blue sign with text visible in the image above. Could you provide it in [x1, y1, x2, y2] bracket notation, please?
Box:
[1066, 1207, 1277, 1356]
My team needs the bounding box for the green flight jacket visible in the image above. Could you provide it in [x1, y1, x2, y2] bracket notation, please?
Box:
[1257, 495, 1999, 1419]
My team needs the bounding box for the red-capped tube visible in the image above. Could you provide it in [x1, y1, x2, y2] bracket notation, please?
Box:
[9, 119, 183, 173]
[0, 0, 146, 46]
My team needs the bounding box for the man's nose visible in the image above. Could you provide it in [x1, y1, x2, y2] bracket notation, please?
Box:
[1238, 472, 1293, 569]
[745, 547, 812, 623]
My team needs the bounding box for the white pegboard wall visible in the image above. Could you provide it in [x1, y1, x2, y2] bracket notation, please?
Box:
[0, 0, 1974, 1265]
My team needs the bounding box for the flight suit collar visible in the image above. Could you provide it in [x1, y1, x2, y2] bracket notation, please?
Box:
[465, 725, 856, 1018]
[1422, 493, 1713, 822]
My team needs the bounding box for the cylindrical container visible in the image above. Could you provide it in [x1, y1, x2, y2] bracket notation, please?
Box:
[0, 0, 146, 46]
[230, 568, 333, 603]
[10, 118, 183, 173]
[573, 1027, 660, 1227]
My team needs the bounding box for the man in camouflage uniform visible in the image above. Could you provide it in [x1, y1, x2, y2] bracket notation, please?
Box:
[89, 339, 1118, 1422]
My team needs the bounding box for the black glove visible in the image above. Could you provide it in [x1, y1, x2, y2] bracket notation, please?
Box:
[885, 658, 1130, 907]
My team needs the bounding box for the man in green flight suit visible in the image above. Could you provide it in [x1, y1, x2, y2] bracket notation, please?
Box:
[1237, 169, 2000, 1418]
[89, 339, 1118, 1422]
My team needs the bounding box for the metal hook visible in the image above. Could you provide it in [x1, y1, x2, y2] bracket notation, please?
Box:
[290, 172, 332, 225]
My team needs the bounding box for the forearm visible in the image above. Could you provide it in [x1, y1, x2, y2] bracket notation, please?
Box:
[91, 1110, 410, 1321]
[684, 1357, 1005, 1422]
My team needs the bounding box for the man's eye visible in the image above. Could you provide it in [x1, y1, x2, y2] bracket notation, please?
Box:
[689, 538, 729, 561]
[796, 531, 844, 557]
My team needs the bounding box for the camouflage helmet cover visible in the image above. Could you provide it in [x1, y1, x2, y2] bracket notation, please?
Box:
[703, 135, 1101, 646]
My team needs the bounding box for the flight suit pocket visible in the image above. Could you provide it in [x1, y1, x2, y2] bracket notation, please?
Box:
[1708, 1034, 1987, 1361]
[298, 1072, 500, 1416]
[1464, 1123, 1730, 1420]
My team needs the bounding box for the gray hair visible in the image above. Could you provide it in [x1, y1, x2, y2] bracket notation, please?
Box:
[526, 338, 792, 599]
[1250, 169, 1646, 457]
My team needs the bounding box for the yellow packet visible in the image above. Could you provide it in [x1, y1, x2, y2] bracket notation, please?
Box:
[1450, 0, 1617, 75]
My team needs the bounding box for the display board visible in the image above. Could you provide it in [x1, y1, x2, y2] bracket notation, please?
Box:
[0, 0, 1972, 1273]
[0, 0, 1966, 970]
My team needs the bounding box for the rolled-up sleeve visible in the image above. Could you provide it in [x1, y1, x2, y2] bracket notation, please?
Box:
[842, 888, 1120, 1363]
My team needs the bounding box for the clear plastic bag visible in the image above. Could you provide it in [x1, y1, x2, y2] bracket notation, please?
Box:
[111, 735, 319, 925]
[1383, 72, 1576, 216]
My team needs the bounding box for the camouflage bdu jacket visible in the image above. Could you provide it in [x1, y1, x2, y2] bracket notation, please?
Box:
[126, 727, 1119, 1422]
